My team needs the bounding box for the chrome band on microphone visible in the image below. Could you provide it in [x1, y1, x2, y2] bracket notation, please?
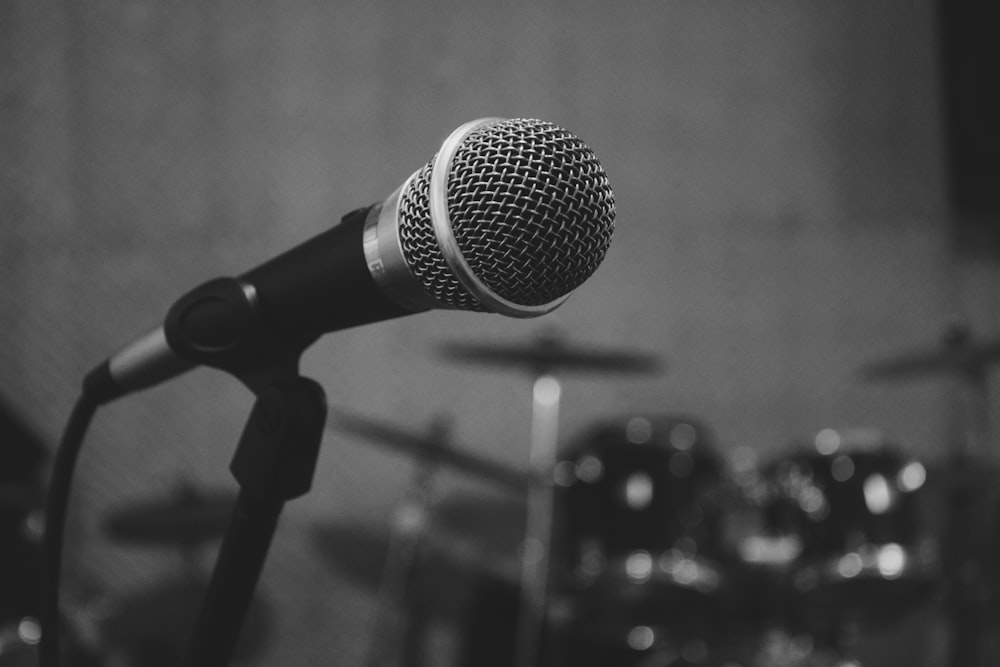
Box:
[428, 118, 569, 318]
[363, 175, 443, 312]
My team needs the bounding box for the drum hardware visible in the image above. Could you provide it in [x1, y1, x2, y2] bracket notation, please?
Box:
[858, 324, 997, 459]
[327, 408, 529, 493]
[858, 326, 1000, 383]
[361, 418, 466, 667]
[859, 324, 1000, 666]
[326, 409, 535, 666]
[311, 515, 521, 603]
[311, 495, 531, 596]
[439, 332, 665, 667]
[312, 492, 533, 667]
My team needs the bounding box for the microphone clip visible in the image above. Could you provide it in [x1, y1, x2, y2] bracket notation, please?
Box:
[164, 276, 320, 392]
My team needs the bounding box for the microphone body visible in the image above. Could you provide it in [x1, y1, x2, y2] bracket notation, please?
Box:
[90, 118, 615, 402]
[242, 205, 410, 337]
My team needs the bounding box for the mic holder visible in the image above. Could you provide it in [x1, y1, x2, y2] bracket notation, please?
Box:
[165, 278, 328, 667]
[182, 374, 326, 667]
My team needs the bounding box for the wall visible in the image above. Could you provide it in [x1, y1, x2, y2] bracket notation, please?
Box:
[3, 1, 999, 665]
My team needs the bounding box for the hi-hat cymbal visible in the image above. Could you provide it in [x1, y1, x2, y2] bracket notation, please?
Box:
[328, 408, 529, 492]
[439, 335, 663, 375]
[859, 331, 1000, 382]
[103, 487, 235, 547]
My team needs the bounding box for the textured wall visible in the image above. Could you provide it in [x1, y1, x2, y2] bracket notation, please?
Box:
[3, 1, 999, 665]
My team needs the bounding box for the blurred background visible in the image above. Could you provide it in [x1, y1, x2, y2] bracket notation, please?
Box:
[2, 0, 1000, 665]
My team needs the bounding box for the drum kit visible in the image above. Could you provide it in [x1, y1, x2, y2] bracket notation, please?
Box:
[2, 327, 998, 666]
[0, 453, 269, 667]
[314, 326, 1000, 667]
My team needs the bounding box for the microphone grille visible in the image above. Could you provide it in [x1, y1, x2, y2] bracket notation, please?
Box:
[397, 118, 615, 312]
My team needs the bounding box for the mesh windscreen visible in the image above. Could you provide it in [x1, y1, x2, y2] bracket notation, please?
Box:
[396, 119, 615, 310]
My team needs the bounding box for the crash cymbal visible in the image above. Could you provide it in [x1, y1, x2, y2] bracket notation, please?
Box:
[103, 487, 235, 547]
[439, 334, 663, 375]
[860, 329, 1000, 382]
[328, 408, 529, 492]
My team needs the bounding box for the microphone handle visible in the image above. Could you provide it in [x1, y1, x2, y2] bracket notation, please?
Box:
[92, 205, 421, 403]
[239, 205, 414, 336]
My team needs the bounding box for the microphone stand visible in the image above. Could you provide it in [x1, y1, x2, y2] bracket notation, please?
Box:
[181, 372, 327, 667]
[122, 275, 332, 667]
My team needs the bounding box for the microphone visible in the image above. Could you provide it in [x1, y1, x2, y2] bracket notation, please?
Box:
[86, 118, 616, 403]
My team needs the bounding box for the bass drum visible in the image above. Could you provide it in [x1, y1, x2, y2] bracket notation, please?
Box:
[759, 428, 939, 641]
[551, 415, 738, 666]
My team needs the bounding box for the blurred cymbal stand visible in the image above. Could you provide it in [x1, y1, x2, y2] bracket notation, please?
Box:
[362, 418, 451, 667]
[944, 325, 993, 461]
[940, 325, 995, 667]
[435, 331, 663, 667]
[512, 372, 561, 667]
[859, 323, 1000, 666]
[329, 405, 536, 667]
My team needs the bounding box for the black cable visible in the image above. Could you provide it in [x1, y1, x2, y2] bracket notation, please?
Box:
[39, 392, 100, 667]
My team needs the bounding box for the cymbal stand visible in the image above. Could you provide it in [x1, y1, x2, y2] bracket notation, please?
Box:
[512, 373, 562, 667]
[941, 327, 995, 667]
[363, 420, 450, 667]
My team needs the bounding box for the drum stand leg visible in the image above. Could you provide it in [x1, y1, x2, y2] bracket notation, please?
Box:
[363, 462, 440, 667]
[943, 462, 991, 667]
[512, 374, 562, 667]
[944, 362, 993, 665]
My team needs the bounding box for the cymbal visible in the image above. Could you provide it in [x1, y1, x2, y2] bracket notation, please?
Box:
[100, 575, 270, 664]
[312, 492, 526, 594]
[103, 487, 235, 547]
[328, 408, 529, 492]
[859, 332, 1000, 382]
[439, 335, 663, 375]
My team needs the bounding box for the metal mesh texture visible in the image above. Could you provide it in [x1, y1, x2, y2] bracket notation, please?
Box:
[396, 118, 616, 311]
